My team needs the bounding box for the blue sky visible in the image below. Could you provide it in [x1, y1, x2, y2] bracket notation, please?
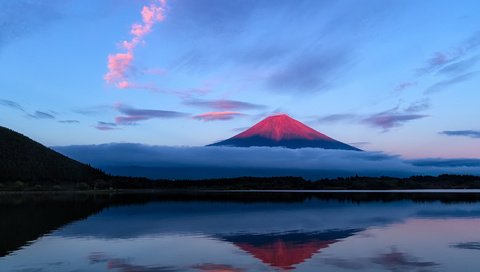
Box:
[1, 0, 480, 159]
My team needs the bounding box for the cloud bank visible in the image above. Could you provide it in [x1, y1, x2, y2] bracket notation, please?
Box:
[53, 144, 480, 180]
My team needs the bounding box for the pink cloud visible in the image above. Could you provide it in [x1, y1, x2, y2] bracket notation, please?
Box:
[104, 52, 134, 84]
[193, 111, 244, 121]
[104, 0, 167, 88]
[116, 80, 131, 89]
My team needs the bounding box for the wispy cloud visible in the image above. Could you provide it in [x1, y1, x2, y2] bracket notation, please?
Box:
[371, 248, 438, 270]
[394, 81, 417, 92]
[58, 120, 80, 124]
[95, 121, 118, 131]
[74, 105, 113, 116]
[104, 0, 167, 89]
[115, 104, 188, 125]
[29, 111, 56, 119]
[363, 110, 427, 131]
[439, 130, 480, 139]
[452, 242, 480, 250]
[404, 99, 430, 113]
[0, 99, 24, 111]
[418, 31, 480, 75]
[89, 252, 176, 272]
[193, 111, 244, 121]
[396, 30, 480, 93]
[317, 101, 429, 131]
[317, 114, 357, 123]
[267, 49, 350, 93]
[0, 1, 62, 49]
[425, 71, 478, 94]
[437, 55, 480, 75]
[418, 52, 461, 75]
[185, 99, 265, 111]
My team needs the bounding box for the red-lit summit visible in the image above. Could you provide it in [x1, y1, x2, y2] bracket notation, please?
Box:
[209, 114, 361, 151]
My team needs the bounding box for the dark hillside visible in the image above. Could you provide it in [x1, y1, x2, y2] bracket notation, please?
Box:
[0, 126, 105, 184]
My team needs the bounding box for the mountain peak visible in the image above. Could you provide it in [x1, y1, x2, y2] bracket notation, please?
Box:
[209, 115, 361, 151]
[234, 114, 333, 141]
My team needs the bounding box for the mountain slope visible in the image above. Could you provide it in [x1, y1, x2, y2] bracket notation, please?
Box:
[0, 126, 105, 183]
[209, 114, 361, 151]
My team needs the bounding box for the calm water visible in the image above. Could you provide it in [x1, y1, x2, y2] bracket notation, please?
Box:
[2, 192, 480, 271]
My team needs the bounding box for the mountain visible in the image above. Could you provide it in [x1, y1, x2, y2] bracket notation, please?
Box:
[222, 230, 359, 270]
[0, 126, 105, 185]
[208, 114, 361, 151]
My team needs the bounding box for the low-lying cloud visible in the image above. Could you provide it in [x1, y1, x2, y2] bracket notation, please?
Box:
[53, 144, 480, 180]
[410, 158, 480, 168]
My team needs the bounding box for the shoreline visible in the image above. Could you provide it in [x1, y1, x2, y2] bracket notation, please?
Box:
[3, 188, 480, 194]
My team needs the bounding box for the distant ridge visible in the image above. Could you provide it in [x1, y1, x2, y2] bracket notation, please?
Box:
[209, 114, 361, 151]
[0, 126, 105, 183]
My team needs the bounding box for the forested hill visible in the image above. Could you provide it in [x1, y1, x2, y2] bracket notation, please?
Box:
[0, 126, 105, 184]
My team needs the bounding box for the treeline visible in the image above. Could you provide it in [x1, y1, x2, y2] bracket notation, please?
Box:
[2, 174, 480, 191]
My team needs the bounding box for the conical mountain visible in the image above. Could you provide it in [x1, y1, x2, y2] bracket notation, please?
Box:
[208, 114, 361, 151]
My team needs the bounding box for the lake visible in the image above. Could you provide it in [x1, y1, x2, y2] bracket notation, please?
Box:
[2, 192, 480, 271]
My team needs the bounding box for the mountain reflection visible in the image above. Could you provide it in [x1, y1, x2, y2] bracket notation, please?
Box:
[4, 192, 480, 271]
[221, 230, 360, 270]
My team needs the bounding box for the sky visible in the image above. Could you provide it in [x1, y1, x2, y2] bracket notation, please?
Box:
[1, 0, 480, 160]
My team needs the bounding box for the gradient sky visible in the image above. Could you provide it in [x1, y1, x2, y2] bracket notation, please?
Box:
[1, 0, 480, 159]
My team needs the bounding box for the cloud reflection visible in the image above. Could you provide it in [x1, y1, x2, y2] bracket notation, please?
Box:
[89, 252, 180, 272]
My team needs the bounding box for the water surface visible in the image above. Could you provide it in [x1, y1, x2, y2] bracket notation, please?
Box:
[2, 192, 480, 271]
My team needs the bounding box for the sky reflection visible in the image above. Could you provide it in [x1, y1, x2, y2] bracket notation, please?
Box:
[2, 194, 480, 271]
